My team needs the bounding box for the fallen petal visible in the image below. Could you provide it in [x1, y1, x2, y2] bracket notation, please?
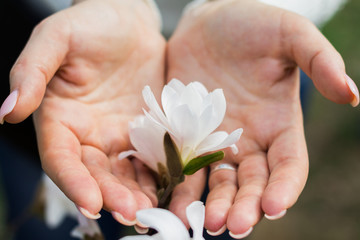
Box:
[186, 201, 205, 240]
[135, 208, 190, 240]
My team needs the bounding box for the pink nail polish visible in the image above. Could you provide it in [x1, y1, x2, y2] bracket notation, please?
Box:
[345, 74, 359, 107]
[207, 225, 227, 236]
[229, 227, 253, 239]
[0, 90, 19, 124]
[112, 211, 137, 226]
[77, 206, 101, 219]
[134, 225, 149, 234]
[264, 209, 287, 220]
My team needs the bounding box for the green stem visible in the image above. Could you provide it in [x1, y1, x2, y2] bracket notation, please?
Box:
[158, 176, 184, 209]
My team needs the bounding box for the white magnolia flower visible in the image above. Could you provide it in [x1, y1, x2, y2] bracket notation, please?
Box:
[42, 174, 102, 239]
[127, 79, 242, 168]
[118, 115, 166, 173]
[120, 201, 205, 240]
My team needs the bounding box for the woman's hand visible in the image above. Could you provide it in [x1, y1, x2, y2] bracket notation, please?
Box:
[167, 0, 358, 237]
[3, 0, 165, 224]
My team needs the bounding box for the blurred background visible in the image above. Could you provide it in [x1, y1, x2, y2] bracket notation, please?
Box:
[1, 0, 360, 239]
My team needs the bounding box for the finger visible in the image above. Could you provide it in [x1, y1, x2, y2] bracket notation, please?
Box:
[35, 120, 103, 217]
[82, 146, 153, 226]
[261, 127, 308, 218]
[168, 169, 207, 228]
[2, 14, 69, 124]
[132, 158, 158, 207]
[204, 162, 237, 236]
[226, 153, 269, 239]
[283, 12, 359, 106]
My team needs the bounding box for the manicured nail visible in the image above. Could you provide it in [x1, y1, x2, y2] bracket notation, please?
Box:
[77, 206, 101, 219]
[229, 227, 253, 239]
[134, 225, 149, 234]
[206, 224, 227, 236]
[264, 209, 287, 220]
[0, 90, 19, 124]
[346, 74, 359, 107]
[136, 220, 149, 229]
[112, 211, 137, 226]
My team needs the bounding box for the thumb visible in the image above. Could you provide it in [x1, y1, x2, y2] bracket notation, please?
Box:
[285, 13, 359, 107]
[0, 16, 69, 124]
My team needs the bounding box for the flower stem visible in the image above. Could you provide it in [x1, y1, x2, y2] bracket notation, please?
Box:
[158, 176, 184, 209]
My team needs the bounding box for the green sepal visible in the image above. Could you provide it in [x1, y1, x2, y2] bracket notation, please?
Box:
[157, 188, 165, 201]
[157, 162, 170, 189]
[163, 132, 183, 179]
[183, 151, 225, 175]
[158, 132, 185, 208]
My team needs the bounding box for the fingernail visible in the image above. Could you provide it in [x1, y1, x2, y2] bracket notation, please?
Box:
[0, 90, 19, 124]
[134, 225, 149, 234]
[229, 227, 253, 239]
[264, 209, 287, 220]
[207, 224, 227, 236]
[112, 211, 137, 226]
[77, 206, 101, 219]
[345, 74, 359, 107]
[136, 220, 149, 229]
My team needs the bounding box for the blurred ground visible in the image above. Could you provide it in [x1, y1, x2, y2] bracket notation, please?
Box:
[1, 0, 360, 239]
[249, 0, 360, 239]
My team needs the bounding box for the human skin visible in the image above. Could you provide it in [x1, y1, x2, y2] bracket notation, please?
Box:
[1, 0, 359, 236]
[166, 0, 358, 237]
[3, 0, 166, 224]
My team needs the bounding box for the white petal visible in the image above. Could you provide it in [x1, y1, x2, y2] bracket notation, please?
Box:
[143, 109, 173, 135]
[197, 105, 216, 140]
[118, 150, 159, 171]
[129, 127, 165, 160]
[118, 114, 167, 172]
[196, 129, 243, 156]
[186, 201, 205, 240]
[161, 85, 181, 119]
[230, 144, 239, 155]
[135, 208, 190, 240]
[195, 131, 228, 156]
[167, 78, 186, 94]
[206, 89, 226, 126]
[142, 86, 168, 126]
[180, 83, 203, 114]
[129, 127, 166, 172]
[215, 128, 243, 149]
[196, 89, 226, 143]
[211, 89, 226, 114]
[191, 81, 209, 98]
[118, 150, 137, 161]
[129, 115, 144, 128]
[168, 104, 199, 156]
